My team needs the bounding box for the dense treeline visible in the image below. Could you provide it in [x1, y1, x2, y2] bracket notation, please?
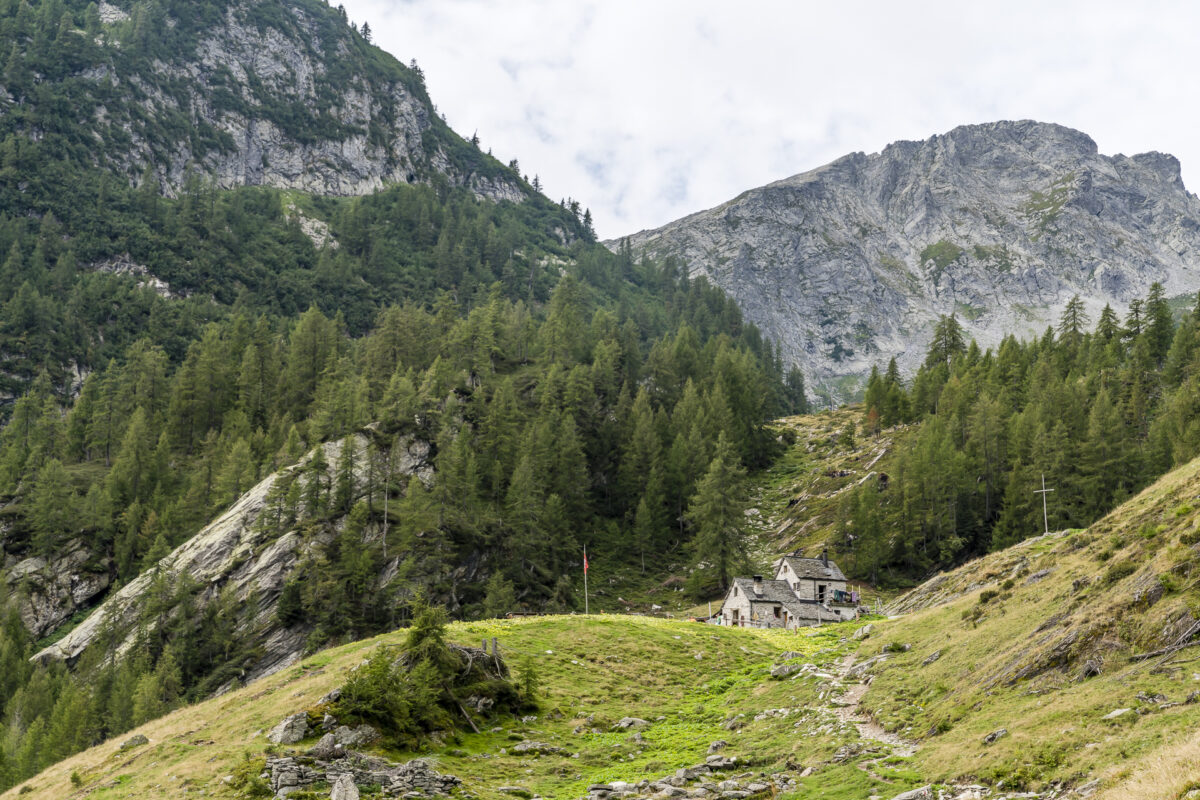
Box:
[0, 174, 589, 403]
[842, 284, 1197, 584]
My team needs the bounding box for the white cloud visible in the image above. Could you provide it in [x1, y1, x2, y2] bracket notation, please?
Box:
[340, 0, 1200, 239]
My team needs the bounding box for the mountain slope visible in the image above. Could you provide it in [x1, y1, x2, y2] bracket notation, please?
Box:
[613, 120, 1200, 398]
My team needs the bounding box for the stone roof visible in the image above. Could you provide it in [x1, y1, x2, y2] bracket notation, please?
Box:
[781, 555, 846, 582]
[731, 577, 796, 606]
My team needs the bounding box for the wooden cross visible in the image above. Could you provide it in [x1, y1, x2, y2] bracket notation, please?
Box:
[1034, 474, 1054, 534]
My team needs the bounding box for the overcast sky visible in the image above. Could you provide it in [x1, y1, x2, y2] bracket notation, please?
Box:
[338, 0, 1200, 240]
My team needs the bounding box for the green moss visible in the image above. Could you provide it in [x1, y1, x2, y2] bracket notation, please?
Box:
[919, 240, 964, 272]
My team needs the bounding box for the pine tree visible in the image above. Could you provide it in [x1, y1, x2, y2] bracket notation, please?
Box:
[28, 458, 74, 556]
[686, 433, 749, 591]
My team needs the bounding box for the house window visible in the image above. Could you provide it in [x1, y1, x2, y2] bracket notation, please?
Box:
[773, 606, 780, 618]
[733, 587, 738, 597]
[817, 584, 826, 602]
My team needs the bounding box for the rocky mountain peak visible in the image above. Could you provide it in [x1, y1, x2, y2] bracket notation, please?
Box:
[612, 120, 1200, 400]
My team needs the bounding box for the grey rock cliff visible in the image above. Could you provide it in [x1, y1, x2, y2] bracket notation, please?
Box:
[70, 0, 525, 202]
[612, 121, 1200, 400]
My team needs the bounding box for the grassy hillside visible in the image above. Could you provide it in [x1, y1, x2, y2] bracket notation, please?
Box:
[853, 453, 1200, 798]
[5, 615, 932, 800]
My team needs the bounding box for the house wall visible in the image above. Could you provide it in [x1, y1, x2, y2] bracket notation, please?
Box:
[719, 585, 754, 627]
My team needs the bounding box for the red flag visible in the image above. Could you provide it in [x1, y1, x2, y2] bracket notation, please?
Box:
[583, 549, 589, 574]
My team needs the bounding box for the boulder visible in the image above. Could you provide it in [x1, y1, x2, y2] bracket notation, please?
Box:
[333, 724, 379, 748]
[329, 773, 359, 800]
[921, 650, 942, 666]
[268, 712, 310, 745]
[1102, 708, 1132, 720]
[889, 786, 932, 800]
[770, 663, 804, 679]
[613, 717, 650, 729]
[707, 740, 728, 754]
[308, 733, 343, 760]
[852, 624, 873, 640]
[119, 733, 149, 751]
[982, 728, 1007, 745]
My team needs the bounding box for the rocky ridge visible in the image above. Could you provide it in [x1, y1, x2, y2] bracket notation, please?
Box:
[612, 121, 1200, 400]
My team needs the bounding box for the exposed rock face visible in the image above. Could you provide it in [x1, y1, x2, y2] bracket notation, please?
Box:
[66, 0, 525, 203]
[33, 434, 433, 681]
[613, 121, 1200, 399]
[4, 540, 112, 638]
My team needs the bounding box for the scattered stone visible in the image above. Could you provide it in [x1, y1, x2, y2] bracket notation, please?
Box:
[268, 712, 310, 745]
[119, 734, 149, 751]
[853, 624, 873, 640]
[320, 687, 342, 704]
[921, 650, 942, 666]
[889, 786, 932, 800]
[1187, 691, 1200, 704]
[322, 713, 338, 731]
[982, 728, 1007, 745]
[704, 754, 737, 769]
[329, 772, 359, 800]
[1102, 708, 1132, 720]
[707, 740, 728, 754]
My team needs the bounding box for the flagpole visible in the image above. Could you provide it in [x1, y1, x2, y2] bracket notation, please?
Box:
[583, 546, 589, 615]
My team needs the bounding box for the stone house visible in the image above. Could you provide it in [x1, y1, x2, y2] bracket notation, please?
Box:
[717, 550, 860, 628]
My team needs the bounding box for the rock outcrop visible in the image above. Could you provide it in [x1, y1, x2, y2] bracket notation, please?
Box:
[33, 433, 432, 681]
[613, 121, 1200, 400]
[4, 540, 112, 638]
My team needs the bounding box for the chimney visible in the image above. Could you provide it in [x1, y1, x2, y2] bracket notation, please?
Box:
[752, 575, 763, 596]
[822, 548, 829, 568]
